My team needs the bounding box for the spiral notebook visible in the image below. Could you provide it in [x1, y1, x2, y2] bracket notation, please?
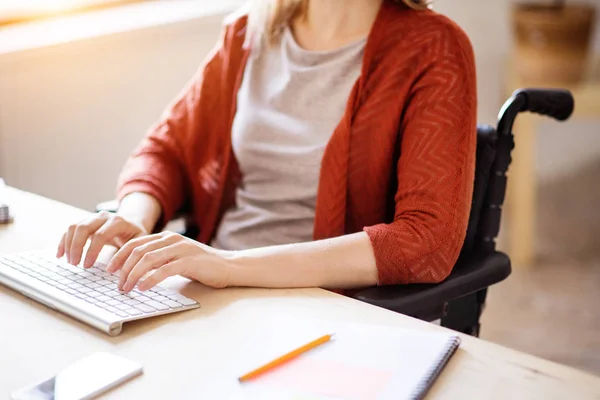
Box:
[228, 317, 461, 400]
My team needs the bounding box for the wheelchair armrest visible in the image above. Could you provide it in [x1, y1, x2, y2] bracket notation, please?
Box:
[350, 251, 511, 316]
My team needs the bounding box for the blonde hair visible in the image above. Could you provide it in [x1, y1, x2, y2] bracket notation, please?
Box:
[242, 0, 430, 51]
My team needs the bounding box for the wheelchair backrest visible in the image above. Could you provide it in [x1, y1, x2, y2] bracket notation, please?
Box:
[460, 124, 513, 258]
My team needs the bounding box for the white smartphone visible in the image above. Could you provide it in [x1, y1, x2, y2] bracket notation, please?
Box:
[10, 352, 143, 400]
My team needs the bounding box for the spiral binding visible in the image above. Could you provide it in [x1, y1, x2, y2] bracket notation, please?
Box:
[408, 335, 461, 400]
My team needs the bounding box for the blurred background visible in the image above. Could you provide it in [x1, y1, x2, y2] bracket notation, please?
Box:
[0, 0, 599, 375]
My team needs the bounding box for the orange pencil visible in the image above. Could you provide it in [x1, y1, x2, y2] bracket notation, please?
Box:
[238, 333, 334, 382]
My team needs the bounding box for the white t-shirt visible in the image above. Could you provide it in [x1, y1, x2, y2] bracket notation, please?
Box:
[211, 28, 366, 250]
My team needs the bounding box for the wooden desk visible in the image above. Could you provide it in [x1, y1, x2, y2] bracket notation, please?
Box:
[504, 57, 600, 267]
[1, 187, 600, 399]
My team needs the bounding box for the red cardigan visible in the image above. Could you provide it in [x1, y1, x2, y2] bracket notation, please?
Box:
[116, 0, 477, 286]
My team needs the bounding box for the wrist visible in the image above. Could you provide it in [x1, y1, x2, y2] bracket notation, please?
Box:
[219, 250, 248, 288]
[117, 192, 161, 234]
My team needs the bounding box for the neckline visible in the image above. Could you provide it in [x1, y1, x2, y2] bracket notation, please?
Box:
[283, 26, 368, 56]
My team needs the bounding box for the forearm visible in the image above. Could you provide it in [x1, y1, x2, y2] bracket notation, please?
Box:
[117, 192, 162, 234]
[227, 232, 379, 289]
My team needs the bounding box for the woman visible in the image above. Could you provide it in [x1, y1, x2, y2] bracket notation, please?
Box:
[57, 0, 477, 294]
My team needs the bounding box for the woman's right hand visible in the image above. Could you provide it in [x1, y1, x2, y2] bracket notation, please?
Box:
[57, 211, 149, 269]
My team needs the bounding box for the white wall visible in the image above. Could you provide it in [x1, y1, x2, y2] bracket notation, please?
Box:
[1, 0, 599, 210]
[0, 12, 225, 210]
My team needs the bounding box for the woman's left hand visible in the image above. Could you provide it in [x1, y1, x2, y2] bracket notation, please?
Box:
[106, 232, 232, 292]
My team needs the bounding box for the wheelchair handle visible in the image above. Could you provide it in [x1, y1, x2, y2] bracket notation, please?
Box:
[497, 88, 574, 136]
[514, 88, 574, 121]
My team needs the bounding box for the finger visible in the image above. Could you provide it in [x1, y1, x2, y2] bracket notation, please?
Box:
[83, 219, 127, 269]
[107, 234, 159, 274]
[119, 237, 170, 290]
[63, 225, 77, 263]
[57, 233, 66, 258]
[69, 214, 110, 266]
[138, 261, 184, 292]
[122, 241, 185, 292]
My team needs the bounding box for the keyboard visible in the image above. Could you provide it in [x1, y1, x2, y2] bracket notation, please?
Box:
[0, 251, 200, 336]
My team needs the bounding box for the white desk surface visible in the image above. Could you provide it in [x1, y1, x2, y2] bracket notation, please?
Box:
[1, 187, 600, 399]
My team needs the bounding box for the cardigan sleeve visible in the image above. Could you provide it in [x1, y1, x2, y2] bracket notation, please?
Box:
[363, 25, 477, 285]
[116, 26, 228, 229]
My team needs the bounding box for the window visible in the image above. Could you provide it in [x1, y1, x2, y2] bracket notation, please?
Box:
[0, 0, 144, 25]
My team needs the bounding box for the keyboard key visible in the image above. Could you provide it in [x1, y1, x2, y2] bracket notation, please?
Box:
[106, 299, 121, 306]
[114, 295, 130, 301]
[67, 283, 83, 289]
[65, 288, 77, 295]
[106, 275, 119, 282]
[116, 304, 130, 311]
[172, 295, 196, 306]
[74, 278, 92, 285]
[116, 311, 128, 318]
[95, 271, 110, 278]
[133, 304, 156, 313]
[105, 306, 120, 314]
[143, 291, 161, 299]
[3, 261, 24, 271]
[106, 290, 121, 297]
[124, 308, 142, 316]
[57, 270, 72, 277]
[146, 300, 169, 311]
[154, 295, 169, 303]
[87, 291, 102, 298]
[77, 287, 93, 293]
[164, 300, 183, 309]
[95, 286, 111, 293]
[87, 282, 101, 289]
[14, 264, 30, 272]
[56, 284, 69, 291]
[75, 293, 88, 299]
[96, 295, 111, 302]
[85, 297, 99, 304]
[70, 269, 84, 275]
[124, 299, 141, 306]
[87, 276, 102, 282]
[137, 296, 153, 303]
[42, 263, 63, 272]
[97, 280, 112, 286]
[22, 262, 39, 270]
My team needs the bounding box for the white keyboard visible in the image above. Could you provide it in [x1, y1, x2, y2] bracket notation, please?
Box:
[0, 251, 200, 336]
